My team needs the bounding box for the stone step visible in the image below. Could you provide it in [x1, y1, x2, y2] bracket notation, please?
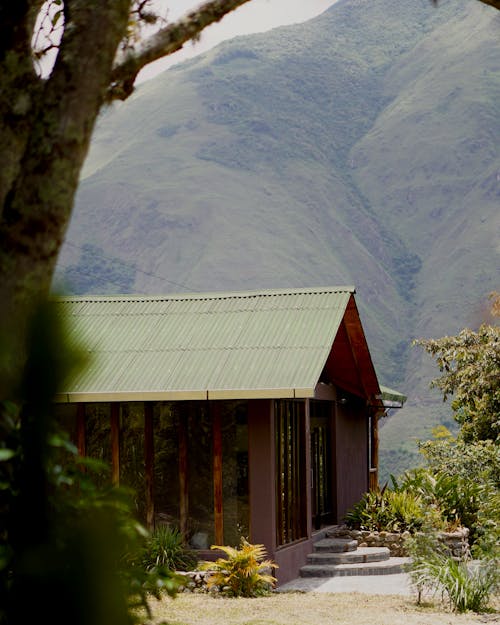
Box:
[299, 557, 411, 578]
[306, 546, 390, 566]
[313, 538, 358, 553]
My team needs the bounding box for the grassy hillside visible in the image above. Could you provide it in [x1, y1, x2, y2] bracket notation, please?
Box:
[55, 0, 500, 479]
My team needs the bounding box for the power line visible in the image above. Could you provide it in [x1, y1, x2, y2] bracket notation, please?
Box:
[59, 240, 199, 293]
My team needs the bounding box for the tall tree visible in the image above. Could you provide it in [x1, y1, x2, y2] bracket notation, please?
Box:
[414, 293, 500, 444]
[0, 0, 252, 391]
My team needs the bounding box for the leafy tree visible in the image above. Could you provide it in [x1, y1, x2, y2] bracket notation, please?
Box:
[414, 293, 500, 444]
[411, 294, 500, 553]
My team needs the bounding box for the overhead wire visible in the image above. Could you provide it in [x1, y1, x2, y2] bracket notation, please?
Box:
[57, 240, 199, 293]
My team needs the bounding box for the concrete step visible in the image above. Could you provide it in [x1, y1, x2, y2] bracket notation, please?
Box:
[299, 557, 411, 578]
[313, 538, 358, 553]
[306, 546, 390, 566]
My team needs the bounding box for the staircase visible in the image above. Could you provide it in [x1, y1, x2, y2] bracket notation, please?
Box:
[299, 534, 410, 578]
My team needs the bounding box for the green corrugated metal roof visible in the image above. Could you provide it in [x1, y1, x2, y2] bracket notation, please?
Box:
[54, 286, 359, 402]
[379, 385, 407, 408]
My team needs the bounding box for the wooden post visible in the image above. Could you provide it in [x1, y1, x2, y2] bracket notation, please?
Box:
[110, 403, 120, 486]
[144, 402, 155, 531]
[212, 402, 224, 545]
[369, 409, 380, 492]
[76, 403, 86, 458]
[178, 410, 189, 539]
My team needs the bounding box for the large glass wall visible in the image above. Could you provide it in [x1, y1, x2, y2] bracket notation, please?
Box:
[56, 399, 250, 550]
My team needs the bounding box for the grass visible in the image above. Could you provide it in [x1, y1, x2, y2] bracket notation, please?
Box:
[144, 591, 500, 625]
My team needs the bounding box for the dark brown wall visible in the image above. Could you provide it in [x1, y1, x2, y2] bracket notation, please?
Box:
[334, 398, 368, 522]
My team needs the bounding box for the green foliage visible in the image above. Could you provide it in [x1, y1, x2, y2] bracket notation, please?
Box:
[405, 532, 499, 613]
[414, 316, 500, 444]
[0, 300, 180, 625]
[344, 485, 427, 533]
[391, 251, 422, 297]
[419, 431, 500, 488]
[141, 525, 198, 572]
[202, 539, 278, 597]
[409, 430, 500, 547]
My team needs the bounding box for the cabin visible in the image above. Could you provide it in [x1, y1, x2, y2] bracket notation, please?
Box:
[53, 286, 405, 584]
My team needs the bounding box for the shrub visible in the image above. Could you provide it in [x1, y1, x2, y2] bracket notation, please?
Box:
[393, 464, 496, 544]
[405, 532, 499, 613]
[344, 486, 427, 533]
[141, 526, 198, 573]
[201, 539, 278, 597]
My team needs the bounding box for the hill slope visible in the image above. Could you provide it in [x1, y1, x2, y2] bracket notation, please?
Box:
[55, 0, 500, 479]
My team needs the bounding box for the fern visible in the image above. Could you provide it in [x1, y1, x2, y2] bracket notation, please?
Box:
[201, 539, 278, 597]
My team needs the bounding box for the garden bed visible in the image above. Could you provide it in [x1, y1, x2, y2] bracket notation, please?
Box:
[329, 525, 470, 559]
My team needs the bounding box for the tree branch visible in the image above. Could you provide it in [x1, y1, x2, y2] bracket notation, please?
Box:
[476, 0, 500, 9]
[434, 0, 500, 9]
[108, 0, 253, 100]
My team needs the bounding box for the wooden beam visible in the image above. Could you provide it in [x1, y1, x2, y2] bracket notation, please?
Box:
[369, 410, 380, 492]
[110, 403, 120, 485]
[212, 403, 224, 545]
[144, 402, 155, 530]
[342, 295, 380, 399]
[178, 411, 189, 539]
[76, 402, 86, 458]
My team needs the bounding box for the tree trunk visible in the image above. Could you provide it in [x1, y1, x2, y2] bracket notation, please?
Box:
[0, 1, 254, 395]
[0, 1, 131, 392]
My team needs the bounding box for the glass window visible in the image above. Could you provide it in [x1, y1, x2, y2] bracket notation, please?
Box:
[85, 403, 111, 486]
[120, 402, 145, 520]
[221, 401, 249, 546]
[275, 400, 307, 546]
[153, 402, 180, 528]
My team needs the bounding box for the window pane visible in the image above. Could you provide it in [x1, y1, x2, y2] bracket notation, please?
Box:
[221, 401, 249, 546]
[187, 403, 213, 548]
[153, 402, 180, 527]
[120, 402, 145, 520]
[85, 403, 111, 486]
[275, 400, 307, 546]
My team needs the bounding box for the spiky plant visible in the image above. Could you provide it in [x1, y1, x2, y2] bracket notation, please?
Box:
[141, 525, 198, 572]
[405, 532, 499, 612]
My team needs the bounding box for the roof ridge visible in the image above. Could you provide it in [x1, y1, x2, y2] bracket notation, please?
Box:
[51, 285, 356, 304]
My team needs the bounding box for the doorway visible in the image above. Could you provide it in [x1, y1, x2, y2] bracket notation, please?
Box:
[310, 400, 335, 530]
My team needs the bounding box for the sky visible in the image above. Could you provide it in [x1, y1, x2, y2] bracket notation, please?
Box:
[137, 0, 337, 83]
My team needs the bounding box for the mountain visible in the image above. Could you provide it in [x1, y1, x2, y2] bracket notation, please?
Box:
[55, 0, 500, 480]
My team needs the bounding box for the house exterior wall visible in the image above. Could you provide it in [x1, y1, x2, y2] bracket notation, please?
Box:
[55, 394, 371, 586]
[333, 396, 369, 523]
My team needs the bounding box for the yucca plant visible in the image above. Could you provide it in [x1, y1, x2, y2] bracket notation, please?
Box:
[202, 538, 278, 597]
[141, 525, 198, 572]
